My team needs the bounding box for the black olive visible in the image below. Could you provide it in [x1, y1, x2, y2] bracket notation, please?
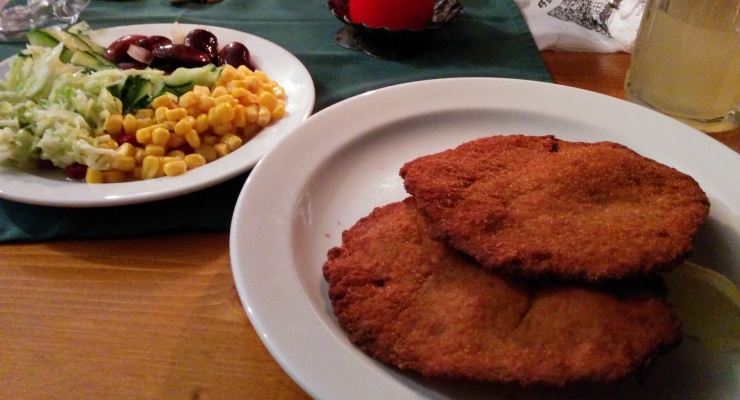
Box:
[217, 41, 255, 70]
[134, 35, 172, 52]
[151, 43, 212, 68]
[183, 29, 219, 63]
[104, 34, 147, 64]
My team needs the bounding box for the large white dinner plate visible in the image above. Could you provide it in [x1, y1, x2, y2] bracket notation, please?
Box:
[230, 78, 739, 400]
[0, 24, 314, 207]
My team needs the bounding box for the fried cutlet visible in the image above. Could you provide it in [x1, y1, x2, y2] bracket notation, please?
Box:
[399, 135, 710, 282]
[322, 198, 682, 386]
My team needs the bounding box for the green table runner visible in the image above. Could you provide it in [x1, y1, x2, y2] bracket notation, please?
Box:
[0, 0, 551, 242]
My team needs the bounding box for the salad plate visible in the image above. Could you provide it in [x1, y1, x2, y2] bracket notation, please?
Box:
[0, 24, 315, 207]
[229, 78, 739, 400]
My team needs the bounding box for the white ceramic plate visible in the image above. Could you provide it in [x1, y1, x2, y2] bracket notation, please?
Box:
[0, 24, 314, 207]
[230, 78, 739, 400]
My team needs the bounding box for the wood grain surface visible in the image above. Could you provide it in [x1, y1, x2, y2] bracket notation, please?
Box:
[1, 51, 738, 400]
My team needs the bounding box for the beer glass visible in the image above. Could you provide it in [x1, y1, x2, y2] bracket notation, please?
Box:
[624, 0, 740, 132]
[0, 0, 91, 41]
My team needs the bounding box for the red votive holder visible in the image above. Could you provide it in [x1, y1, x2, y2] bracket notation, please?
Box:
[349, 0, 435, 30]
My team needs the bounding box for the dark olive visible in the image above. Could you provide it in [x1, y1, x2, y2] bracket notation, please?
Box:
[65, 163, 87, 180]
[151, 43, 212, 68]
[104, 34, 147, 64]
[217, 41, 255, 70]
[134, 35, 172, 52]
[183, 29, 219, 63]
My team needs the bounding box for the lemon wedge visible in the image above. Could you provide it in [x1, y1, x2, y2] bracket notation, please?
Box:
[663, 262, 740, 353]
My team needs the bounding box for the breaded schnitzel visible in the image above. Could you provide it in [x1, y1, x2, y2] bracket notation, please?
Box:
[323, 198, 682, 386]
[399, 135, 710, 281]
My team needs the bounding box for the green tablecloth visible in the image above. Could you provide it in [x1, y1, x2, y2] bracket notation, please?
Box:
[0, 0, 551, 242]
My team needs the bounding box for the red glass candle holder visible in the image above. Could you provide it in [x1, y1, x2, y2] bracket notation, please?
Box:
[327, 0, 464, 59]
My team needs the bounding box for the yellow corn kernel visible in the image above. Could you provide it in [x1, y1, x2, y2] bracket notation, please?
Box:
[136, 117, 154, 130]
[159, 156, 179, 164]
[230, 87, 251, 100]
[184, 153, 207, 169]
[208, 102, 235, 126]
[163, 159, 188, 177]
[154, 106, 169, 123]
[245, 104, 259, 123]
[202, 134, 218, 146]
[103, 170, 127, 183]
[272, 101, 286, 119]
[214, 94, 236, 106]
[195, 144, 217, 162]
[228, 80, 250, 91]
[244, 75, 261, 91]
[233, 105, 248, 128]
[105, 114, 123, 135]
[85, 168, 104, 184]
[214, 143, 229, 158]
[166, 132, 187, 149]
[272, 85, 286, 99]
[211, 122, 234, 136]
[198, 95, 216, 112]
[193, 113, 209, 133]
[255, 70, 268, 83]
[115, 142, 136, 157]
[167, 150, 186, 159]
[141, 156, 160, 179]
[151, 93, 177, 109]
[185, 129, 201, 149]
[241, 122, 259, 138]
[97, 139, 118, 150]
[220, 133, 243, 151]
[179, 91, 200, 109]
[174, 116, 196, 136]
[192, 85, 210, 96]
[258, 91, 279, 112]
[165, 107, 188, 122]
[132, 166, 142, 180]
[150, 127, 171, 146]
[211, 86, 229, 98]
[111, 155, 136, 172]
[144, 144, 166, 157]
[135, 108, 155, 119]
[218, 64, 239, 83]
[241, 92, 259, 106]
[237, 65, 253, 75]
[133, 147, 146, 164]
[257, 106, 271, 127]
[123, 114, 138, 135]
[135, 127, 152, 145]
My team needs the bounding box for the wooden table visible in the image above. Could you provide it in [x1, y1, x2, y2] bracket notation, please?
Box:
[2, 52, 738, 399]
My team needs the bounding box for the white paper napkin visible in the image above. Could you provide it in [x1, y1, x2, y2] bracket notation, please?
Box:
[515, 0, 646, 52]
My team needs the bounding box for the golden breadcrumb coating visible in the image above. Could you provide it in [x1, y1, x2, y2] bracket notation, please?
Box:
[323, 198, 682, 386]
[400, 135, 710, 282]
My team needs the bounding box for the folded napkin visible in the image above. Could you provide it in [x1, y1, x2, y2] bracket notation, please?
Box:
[0, 0, 551, 242]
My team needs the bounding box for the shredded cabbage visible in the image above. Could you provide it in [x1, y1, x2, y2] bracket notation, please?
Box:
[0, 38, 223, 172]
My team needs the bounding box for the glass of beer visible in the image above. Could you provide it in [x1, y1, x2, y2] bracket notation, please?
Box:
[624, 0, 740, 132]
[0, 0, 91, 41]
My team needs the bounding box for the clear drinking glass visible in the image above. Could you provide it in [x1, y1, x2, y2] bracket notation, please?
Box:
[0, 0, 91, 41]
[624, 0, 740, 133]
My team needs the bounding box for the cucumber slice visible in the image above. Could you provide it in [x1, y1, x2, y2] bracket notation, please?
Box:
[26, 29, 60, 48]
[70, 31, 107, 55]
[41, 28, 94, 53]
[69, 51, 116, 71]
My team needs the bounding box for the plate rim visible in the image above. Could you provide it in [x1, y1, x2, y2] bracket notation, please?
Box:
[230, 77, 740, 399]
[0, 23, 315, 207]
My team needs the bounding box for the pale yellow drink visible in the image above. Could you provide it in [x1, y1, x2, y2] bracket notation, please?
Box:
[625, 0, 740, 132]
